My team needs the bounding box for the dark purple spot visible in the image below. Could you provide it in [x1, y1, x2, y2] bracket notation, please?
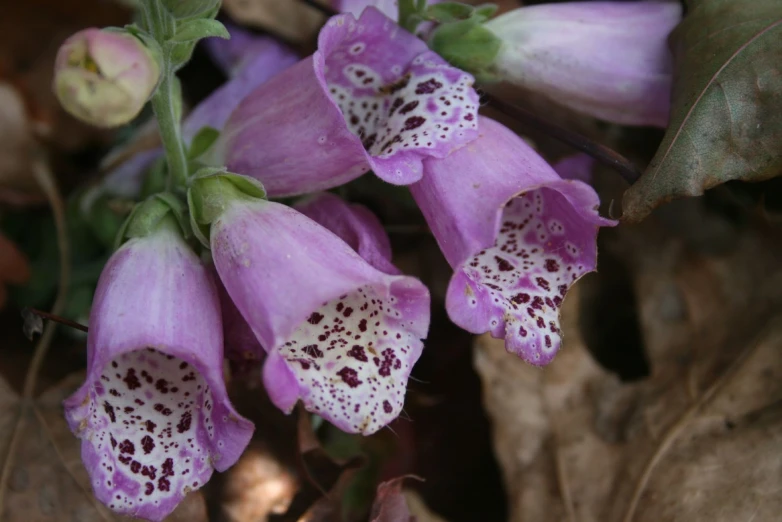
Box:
[415, 78, 443, 94]
[347, 345, 368, 362]
[519, 326, 528, 337]
[123, 368, 141, 390]
[144, 420, 156, 433]
[464, 113, 474, 121]
[162, 458, 174, 476]
[403, 116, 425, 131]
[308, 312, 324, 325]
[343, 307, 354, 317]
[545, 259, 560, 272]
[103, 402, 116, 423]
[512, 293, 530, 304]
[531, 296, 544, 310]
[130, 460, 141, 474]
[110, 435, 117, 448]
[536, 277, 550, 291]
[336, 367, 362, 388]
[141, 435, 154, 454]
[399, 100, 419, 114]
[383, 400, 393, 414]
[358, 319, 367, 332]
[495, 256, 513, 272]
[303, 345, 324, 358]
[545, 335, 552, 348]
[158, 477, 170, 492]
[536, 317, 545, 328]
[145, 482, 154, 495]
[142, 465, 157, 479]
[389, 97, 404, 116]
[153, 403, 172, 416]
[362, 133, 377, 150]
[118, 439, 135, 455]
[177, 411, 192, 433]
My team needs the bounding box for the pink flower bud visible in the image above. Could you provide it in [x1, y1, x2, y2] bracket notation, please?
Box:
[54, 28, 160, 128]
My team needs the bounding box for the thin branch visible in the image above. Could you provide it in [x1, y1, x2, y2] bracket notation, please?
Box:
[481, 92, 642, 186]
[299, 0, 338, 17]
[23, 307, 89, 334]
[0, 159, 69, 514]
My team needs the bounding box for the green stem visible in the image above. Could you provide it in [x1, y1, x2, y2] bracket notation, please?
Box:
[150, 70, 189, 189]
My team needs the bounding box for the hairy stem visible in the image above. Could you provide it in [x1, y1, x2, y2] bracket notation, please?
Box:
[151, 71, 189, 188]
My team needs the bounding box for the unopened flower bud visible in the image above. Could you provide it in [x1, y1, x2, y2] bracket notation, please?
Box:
[54, 28, 160, 128]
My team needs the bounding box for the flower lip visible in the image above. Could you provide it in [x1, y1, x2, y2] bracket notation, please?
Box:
[314, 7, 480, 184]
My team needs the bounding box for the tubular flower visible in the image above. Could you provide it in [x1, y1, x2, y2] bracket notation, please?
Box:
[410, 117, 615, 366]
[54, 28, 160, 128]
[63, 216, 254, 521]
[484, 1, 682, 127]
[200, 185, 430, 434]
[214, 7, 480, 197]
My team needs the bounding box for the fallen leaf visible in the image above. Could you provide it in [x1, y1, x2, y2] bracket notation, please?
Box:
[622, 0, 782, 221]
[475, 211, 782, 521]
[369, 477, 419, 522]
[221, 0, 328, 44]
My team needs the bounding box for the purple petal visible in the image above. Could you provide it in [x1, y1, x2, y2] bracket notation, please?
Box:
[63, 222, 253, 521]
[204, 23, 297, 78]
[486, 2, 681, 127]
[218, 7, 479, 196]
[184, 31, 299, 143]
[295, 192, 398, 275]
[411, 117, 614, 365]
[215, 266, 265, 363]
[553, 153, 595, 184]
[212, 200, 430, 434]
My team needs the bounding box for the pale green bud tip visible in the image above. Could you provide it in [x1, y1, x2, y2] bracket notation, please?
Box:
[54, 28, 161, 128]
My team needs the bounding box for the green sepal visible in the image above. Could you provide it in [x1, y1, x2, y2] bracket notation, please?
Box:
[473, 3, 498, 22]
[114, 192, 188, 249]
[162, 0, 221, 21]
[428, 17, 502, 82]
[425, 2, 476, 23]
[187, 170, 267, 247]
[398, 0, 424, 33]
[187, 126, 220, 160]
[173, 18, 229, 42]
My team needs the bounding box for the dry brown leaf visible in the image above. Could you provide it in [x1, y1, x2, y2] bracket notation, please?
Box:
[0, 373, 208, 522]
[219, 442, 297, 522]
[475, 213, 782, 522]
[222, 0, 328, 44]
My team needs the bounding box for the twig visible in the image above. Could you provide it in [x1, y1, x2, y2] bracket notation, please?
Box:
[299, 0, 338, 17]
[481, 92, 642, 186]
[23, 307, 88, 334]
[0, 159, 69, 514]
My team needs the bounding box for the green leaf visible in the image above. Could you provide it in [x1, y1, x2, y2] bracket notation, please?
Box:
[425, 3, 475, 23]
[428, 18, 502, 81]
[187, 126, 220, 159]
[622, 0, 782, 222]
[173, 18, 229, 42]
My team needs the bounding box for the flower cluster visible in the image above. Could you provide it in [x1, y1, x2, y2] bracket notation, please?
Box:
[54, 1, 679, 519]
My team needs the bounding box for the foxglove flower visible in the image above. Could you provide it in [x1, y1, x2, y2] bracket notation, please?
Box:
[192, 178, 430, 434]
[63, 211, 253, 521]
[54, 28, 160, 127]
[484, 1, 681, 127]
[214, 7, 479, 196]
[410, 117, 615, 365]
